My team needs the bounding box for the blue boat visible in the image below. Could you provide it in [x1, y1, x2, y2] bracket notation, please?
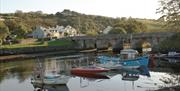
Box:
[97, 55, 120, 63]
[97, 49, 149, 69]
[119, 55, 149, 69]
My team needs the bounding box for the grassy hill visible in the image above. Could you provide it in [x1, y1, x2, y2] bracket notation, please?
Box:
[136, 19, 166, 32]
[0, 9, 167, 34]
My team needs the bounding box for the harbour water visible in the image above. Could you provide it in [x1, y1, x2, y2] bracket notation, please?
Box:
[0, 52, 180, 91]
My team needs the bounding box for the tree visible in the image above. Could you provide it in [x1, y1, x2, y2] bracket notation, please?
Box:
[0, 21, 9, 45]
[4, 19, 18, 31]
[15, 24, 30, 38]
[112, 18, 146, 34]
[109, 27, 127, 34]
[157, 0, 180, 31]
[4, 20, 31, 38]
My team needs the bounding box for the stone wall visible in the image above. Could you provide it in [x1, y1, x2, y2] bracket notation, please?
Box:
[72, 32, 176, 50]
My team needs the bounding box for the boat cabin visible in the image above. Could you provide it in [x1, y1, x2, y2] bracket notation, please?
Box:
[120, 49, 138, 59]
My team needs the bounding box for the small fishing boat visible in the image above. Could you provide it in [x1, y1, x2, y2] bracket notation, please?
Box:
[120, 55, 149, 69]
[97, 49, 149, 69]
[31, 73, 70, 85]
[71, 66, 110, 74]
[155, 52, 180, 59]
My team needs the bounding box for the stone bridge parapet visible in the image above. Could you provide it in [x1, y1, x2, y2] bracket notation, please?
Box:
[71, 32, 176, 51]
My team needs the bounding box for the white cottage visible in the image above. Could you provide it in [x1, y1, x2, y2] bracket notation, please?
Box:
[64, 25, 77, 36]
[31, 25, 77, 39]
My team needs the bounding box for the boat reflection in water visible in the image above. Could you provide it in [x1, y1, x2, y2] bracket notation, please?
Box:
[71, 71, 110, 89]
[121, 65, 150, 82]
[105, 65, 150, 79]
[31, 58, 71, 88]
[1, 53, 180, 91]
[70, 65, 150, 89]
[31, 73, 70, 85]
[32, 84, 69, 91]
[27, 55, 179, 91]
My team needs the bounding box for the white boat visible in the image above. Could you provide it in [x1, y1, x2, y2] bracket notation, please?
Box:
[31, 73, 70, 85]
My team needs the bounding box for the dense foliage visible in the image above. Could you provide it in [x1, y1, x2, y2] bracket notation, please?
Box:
[157, 0, 180, 31]
[109, 18, 147, 34]
[0, 9, 150, 38]
[0, 21, 9, 45]
[156, 0, 180, 51]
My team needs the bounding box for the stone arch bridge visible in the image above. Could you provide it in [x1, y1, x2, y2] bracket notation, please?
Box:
[70, 32, 175, 52]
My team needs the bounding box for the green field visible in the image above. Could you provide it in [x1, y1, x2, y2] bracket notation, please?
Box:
[0, 40, 74, 49]
[136, 19, 166, 32]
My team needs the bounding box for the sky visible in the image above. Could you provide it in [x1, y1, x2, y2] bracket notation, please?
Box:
[0, 0, 161, 19]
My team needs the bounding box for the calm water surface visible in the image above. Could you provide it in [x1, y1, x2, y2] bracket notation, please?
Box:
[0, 53, 180, 91]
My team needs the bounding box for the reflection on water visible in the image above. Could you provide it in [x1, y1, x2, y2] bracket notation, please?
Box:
[0, 53, 180, 91]
[33, 84, 69, 91]
[0, 59, 35, 83]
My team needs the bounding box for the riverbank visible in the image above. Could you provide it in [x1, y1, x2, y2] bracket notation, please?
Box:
[0, 50, 78, 61]
[0, 48, 111, 61]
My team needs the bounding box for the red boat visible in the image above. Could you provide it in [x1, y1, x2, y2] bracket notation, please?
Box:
[71, 66, 110, 74]
[71, 72, 110, 79]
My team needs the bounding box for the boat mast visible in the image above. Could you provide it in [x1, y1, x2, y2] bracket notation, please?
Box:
[37, 58, 44, 84]
[130, 34, 132, 49]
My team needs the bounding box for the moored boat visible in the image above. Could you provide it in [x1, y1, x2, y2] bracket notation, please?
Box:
[97, 49, 149, 69]
[71, 66, 110, 74]
[155, 52, 180, 59]
[164, 52, 180, 59]
[120, 55, 149, 69]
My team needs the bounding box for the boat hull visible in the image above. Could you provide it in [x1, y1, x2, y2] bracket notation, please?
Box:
[97, 56, 149, 69]
[120, 56, 149, 69]
[71, 67, 110, 74]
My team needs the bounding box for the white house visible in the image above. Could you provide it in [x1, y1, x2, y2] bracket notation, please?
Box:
[31, 25, 77, 39]
[64, 25, 77, 36]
